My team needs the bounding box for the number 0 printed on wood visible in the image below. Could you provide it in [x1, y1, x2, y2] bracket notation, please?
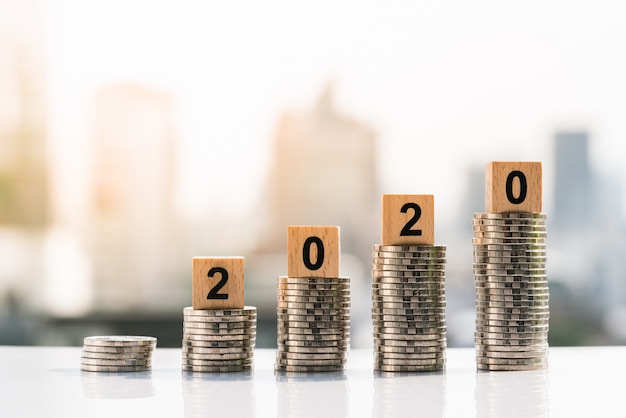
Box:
[288, 226, 340, 278]
[192, 257, 245, 310]
[381, 194, 434, 246]
[485, 161, 542, 213]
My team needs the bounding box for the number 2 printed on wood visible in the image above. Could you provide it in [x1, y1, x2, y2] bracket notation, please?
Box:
[485, 162, 542, 213]
[381, 194, 434, 246]
[192, 257, 245, 310]
[288, 226, 340, 278]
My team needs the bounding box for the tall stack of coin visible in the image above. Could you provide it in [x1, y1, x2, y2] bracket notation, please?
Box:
[275, 276, 350, 373]
[372, 244, 447, 373]
[473, 213, 549, 371]
[81, 336, 156, 373]
[182, 306, 257, 373]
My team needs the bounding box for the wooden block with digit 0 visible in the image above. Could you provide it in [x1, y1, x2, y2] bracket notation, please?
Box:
[192, 257, 245, 310]
[485, 161, 542, 213]
[288, 226, 340, 278]
[381, 194, 434, 245]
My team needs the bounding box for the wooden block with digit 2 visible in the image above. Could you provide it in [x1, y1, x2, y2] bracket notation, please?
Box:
[381, 194, 434, 246]
[192, 257, 245, 310]
[288, 226, 340, 278]
[485, 161, 542, 213]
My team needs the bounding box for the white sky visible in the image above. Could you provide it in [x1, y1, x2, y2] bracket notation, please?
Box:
[45, 0, 626, 225]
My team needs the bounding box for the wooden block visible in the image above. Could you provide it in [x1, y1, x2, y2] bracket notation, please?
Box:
[288, 226, 340, 278]
[485, 161, 542, 213]
[381, 194, 434, 246]
[192, 257, 245, 310]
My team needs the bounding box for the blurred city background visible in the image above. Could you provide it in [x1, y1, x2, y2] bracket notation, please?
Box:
[2, 0, 626, 348]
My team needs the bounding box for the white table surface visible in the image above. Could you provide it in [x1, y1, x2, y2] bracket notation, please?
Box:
[0, 346, 623, 417]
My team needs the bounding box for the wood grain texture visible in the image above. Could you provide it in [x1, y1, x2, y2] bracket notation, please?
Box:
[381, 194, 434, 245]
[192, 257, 245, 310]
[288, 226, 340, 278]
[485, 161, 542, 213]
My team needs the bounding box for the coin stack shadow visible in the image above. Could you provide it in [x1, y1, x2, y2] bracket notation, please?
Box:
[81, 336, 156, 373]
[371, 244, 447, 373]
[275, 276, 350, 373]
[182, 306, 257, 373]
[473, 213, 549, 371]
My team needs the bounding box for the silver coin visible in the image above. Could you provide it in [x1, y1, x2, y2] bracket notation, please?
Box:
[374, 332, 445, 342]
[471, 222, 546, 229]
[83, 336, 157, 347]
[277, 301, 351, 310]
[374, 343, 446, 354]
[278, 288, 351, 296]
[277, 313, 350, 322]
[375, 364, 444, 373]
[182, 364, 252, 373]
[371, 268, 445, 282]
[274, 364, 344, 373]
[371, 302, 446, 313]
[474, 276, 549, 285]
[472, 216, 546, 224]
[372, 257, 447, 266]
[81, 364, 151, 373]
[372, 288, 446, 298]
[372, 313, 445, 322]
[372, 296, 446, 307]
[183, 320, 255, 329]
[476, 356, 547, 366]
[373, 325, 445, 334]
[475, 281, 548, 290]
[473, 261, 547, 269]
[475, 299, 549, 308]
[372, 251, 447, 260]
[475, 324, 549, 333]
[374, 319, 447, 329]
[277, 345, 347, 354]
[277, 320, 348, 329]
[183, 326, 256, 335]
[475, 349, 547, 359]
[474, 213, 547, 219]
[474, 286, 549, 296]
[374, 357, 445, 366]
[278, 276, 350, 284]
[474, 331, 548, 345]
[81, 358, 152, 367]
[475, 313, 550, 323]
[183, 316, 256, 325]
[278, 338, 349, 348]
[372, 283, 446, 293]
[182, 345, 254, 355]
[475, 293, 550, 302]
[473, 243, 546, 251]
[473, 252, 547, 260]
[183, 351, 253, 361]
[276, 307, 350, 316]
[475, 342, 549, 351]
[277, 282, 350, 291]
[277, 332, 348, 341]
[372, 277, 445, 287]
[80, 345, 154, 354]
[183, 333, 256, 342]
[182, 338, 250, 348]
[374, 244, 447, 252]
[277, 326, 349, 335]
[183, 357, 253, 366]
[475, 317, 549, 327]
[275, 351, 346, 361]
[183, 306, 257, 317]
[277, 295, 350, 304]
[373, 337, 446, 347]
[374, 350, 445, 359]
[275, 356, 346, 366]
[476, 308, 550, 318]
[80, 351, 152, 360]
[473, 230, 547, 238]
[372, 265, 447, 273]
[476, 363, 546, 371]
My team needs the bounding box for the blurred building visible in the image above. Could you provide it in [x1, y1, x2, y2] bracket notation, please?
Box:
[0, 0, 48, 228]
[257, 83, 379, 265]
[87, 84, 186, 313]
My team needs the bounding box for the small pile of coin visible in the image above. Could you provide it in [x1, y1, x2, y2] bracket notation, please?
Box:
[372, 244, 447, 373]
[473, 212, 549, 371]
[81, 335, 156, 372]
[275, 276, 350, 373]
[182, 306, 257, 373]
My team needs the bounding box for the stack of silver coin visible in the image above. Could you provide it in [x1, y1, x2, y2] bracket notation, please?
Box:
[275, 276, 350, 373]
[473, 212, 549, 371]
[182, 306, 257, 373]
[81, 336, 156, 373]
[372, 244, 447, 373]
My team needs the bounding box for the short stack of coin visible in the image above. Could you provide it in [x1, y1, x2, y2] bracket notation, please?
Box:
[182, 306, 257, 373]
[473, 212, 549, 371]
[81, 336, 156, 373]
[275, 276, 350, 373]
[372, 244, 447, 373]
